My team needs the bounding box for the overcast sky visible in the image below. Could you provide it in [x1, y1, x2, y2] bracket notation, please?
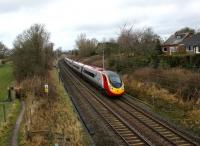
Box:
[0, 0, 200, 50]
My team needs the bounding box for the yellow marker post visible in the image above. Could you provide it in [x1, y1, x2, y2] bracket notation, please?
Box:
[44, 83, 48, 95]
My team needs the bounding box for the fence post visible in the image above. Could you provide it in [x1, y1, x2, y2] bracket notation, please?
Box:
[3, 104, 6, 122]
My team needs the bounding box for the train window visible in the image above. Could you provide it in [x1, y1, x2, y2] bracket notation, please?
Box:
[108, 73, 122, 88]
[73, 64, 79, 69]
[83, 69, 95, 77]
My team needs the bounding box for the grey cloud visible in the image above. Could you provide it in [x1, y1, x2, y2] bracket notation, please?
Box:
[0, 0, 53, 13]
[75, 18, 144, 34]
[76, 22, 120, 33]
[119, 0, 187, 8]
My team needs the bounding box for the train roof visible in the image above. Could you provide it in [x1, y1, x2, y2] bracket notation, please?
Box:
[102, 70, 119, 76]
[65, 57, 119, 75]
[83, 64, 103, 73]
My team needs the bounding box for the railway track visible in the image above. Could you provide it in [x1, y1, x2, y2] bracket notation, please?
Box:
[121, 96, 200, 146]
[115, 99, 198, 146]
[59, 60, 199, 146]
[60, 60, 152, 146]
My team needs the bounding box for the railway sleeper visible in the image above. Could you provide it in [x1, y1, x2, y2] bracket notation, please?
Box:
[160, 131, 171, 134]
[121, 133, 136, 137]
[179, 144, 192, 146]
[131, 143, 145, 146]
[125, 136, 139, 141]
[107, 119, 120, 124]
[112, 125, 126, 129]
[168, 136, 181, 140]
[140, 119, 152, 123]
[149, 123, 160, 127]
[142, 121, 156, 125]
[116, 129, 129, 132]
[155, 126, 166, 130]
[156, 128, 168, 132]
[176, 140, 189, 145]
[106, 118, 119, 122]
[164, 133, 176, 137]
[118, 130, 132, 135]
[137, 116, 145, 119]
[128, 140, 143, 145]
[127, 139, 142, 143]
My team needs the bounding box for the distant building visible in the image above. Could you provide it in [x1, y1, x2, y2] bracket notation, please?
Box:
[182, 33, 200, 54]
[162, 32, 192, 55]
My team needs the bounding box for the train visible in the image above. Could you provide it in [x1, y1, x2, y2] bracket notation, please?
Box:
[64, 57, 125, 97]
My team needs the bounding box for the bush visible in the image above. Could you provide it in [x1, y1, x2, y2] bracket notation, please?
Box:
[159, 55, 200, 69]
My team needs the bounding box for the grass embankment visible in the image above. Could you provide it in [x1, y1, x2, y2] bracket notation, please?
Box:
[123, 68, 200, 136]
[19, 69, 89, 146]
[0, 63, 13, 100]
[0, 63, 21, 146]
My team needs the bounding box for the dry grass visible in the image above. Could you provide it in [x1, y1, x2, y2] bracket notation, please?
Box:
[19, 70, 85, 146]
[123, 75, 178, 103]
[122, 68, 200, 135]
[130, 67, 200, 102]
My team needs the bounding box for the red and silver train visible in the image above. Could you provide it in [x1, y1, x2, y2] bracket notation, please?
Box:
[64, 57, 125, 96]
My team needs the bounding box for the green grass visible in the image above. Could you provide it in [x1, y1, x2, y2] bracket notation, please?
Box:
[0, 63, 14, 123]
[0, 63, 21, 146]
[0, 63, 14, 101]
[0, 100, 20, 146]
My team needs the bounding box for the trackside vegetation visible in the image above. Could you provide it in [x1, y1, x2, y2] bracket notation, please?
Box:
[68, 25, 200, 136]
[18, 69, 87, 146]
[9, 24, 87, 145]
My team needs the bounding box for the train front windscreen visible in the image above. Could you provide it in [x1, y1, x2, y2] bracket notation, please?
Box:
[108, 73, 122, 88]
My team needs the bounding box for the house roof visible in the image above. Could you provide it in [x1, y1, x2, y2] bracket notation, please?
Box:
[182, 33, 200, 46]
[163, 32, 191, 46]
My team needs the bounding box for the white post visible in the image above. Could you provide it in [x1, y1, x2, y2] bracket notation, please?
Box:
[103, 47, 105, 70]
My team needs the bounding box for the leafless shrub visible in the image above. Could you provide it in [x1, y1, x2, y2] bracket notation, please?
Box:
[129, 67, 200, 102]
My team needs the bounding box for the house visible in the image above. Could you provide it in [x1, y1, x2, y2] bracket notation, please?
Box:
[182, 33, 200, 54]
[162, 32, 192, 55]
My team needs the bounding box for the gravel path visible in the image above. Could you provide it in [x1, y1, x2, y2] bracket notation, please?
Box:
[11, 101, 25, 146]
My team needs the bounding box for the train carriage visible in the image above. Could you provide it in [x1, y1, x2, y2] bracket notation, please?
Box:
[64, 57, 125, 96]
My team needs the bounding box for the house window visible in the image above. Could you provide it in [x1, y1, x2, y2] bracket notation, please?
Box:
[163, 48, 167, 52]
[187, 46, 193, 51]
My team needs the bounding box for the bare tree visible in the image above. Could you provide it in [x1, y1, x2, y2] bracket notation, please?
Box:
[12, 24, 54, 80]
[0, 42, 8, 59]
[75, 33, 98, 57]
[117, 24, 140, 56]
[117, 24, 161, 57]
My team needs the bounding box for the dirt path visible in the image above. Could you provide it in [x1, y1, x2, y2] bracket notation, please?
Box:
[11, 101, 25, 146]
